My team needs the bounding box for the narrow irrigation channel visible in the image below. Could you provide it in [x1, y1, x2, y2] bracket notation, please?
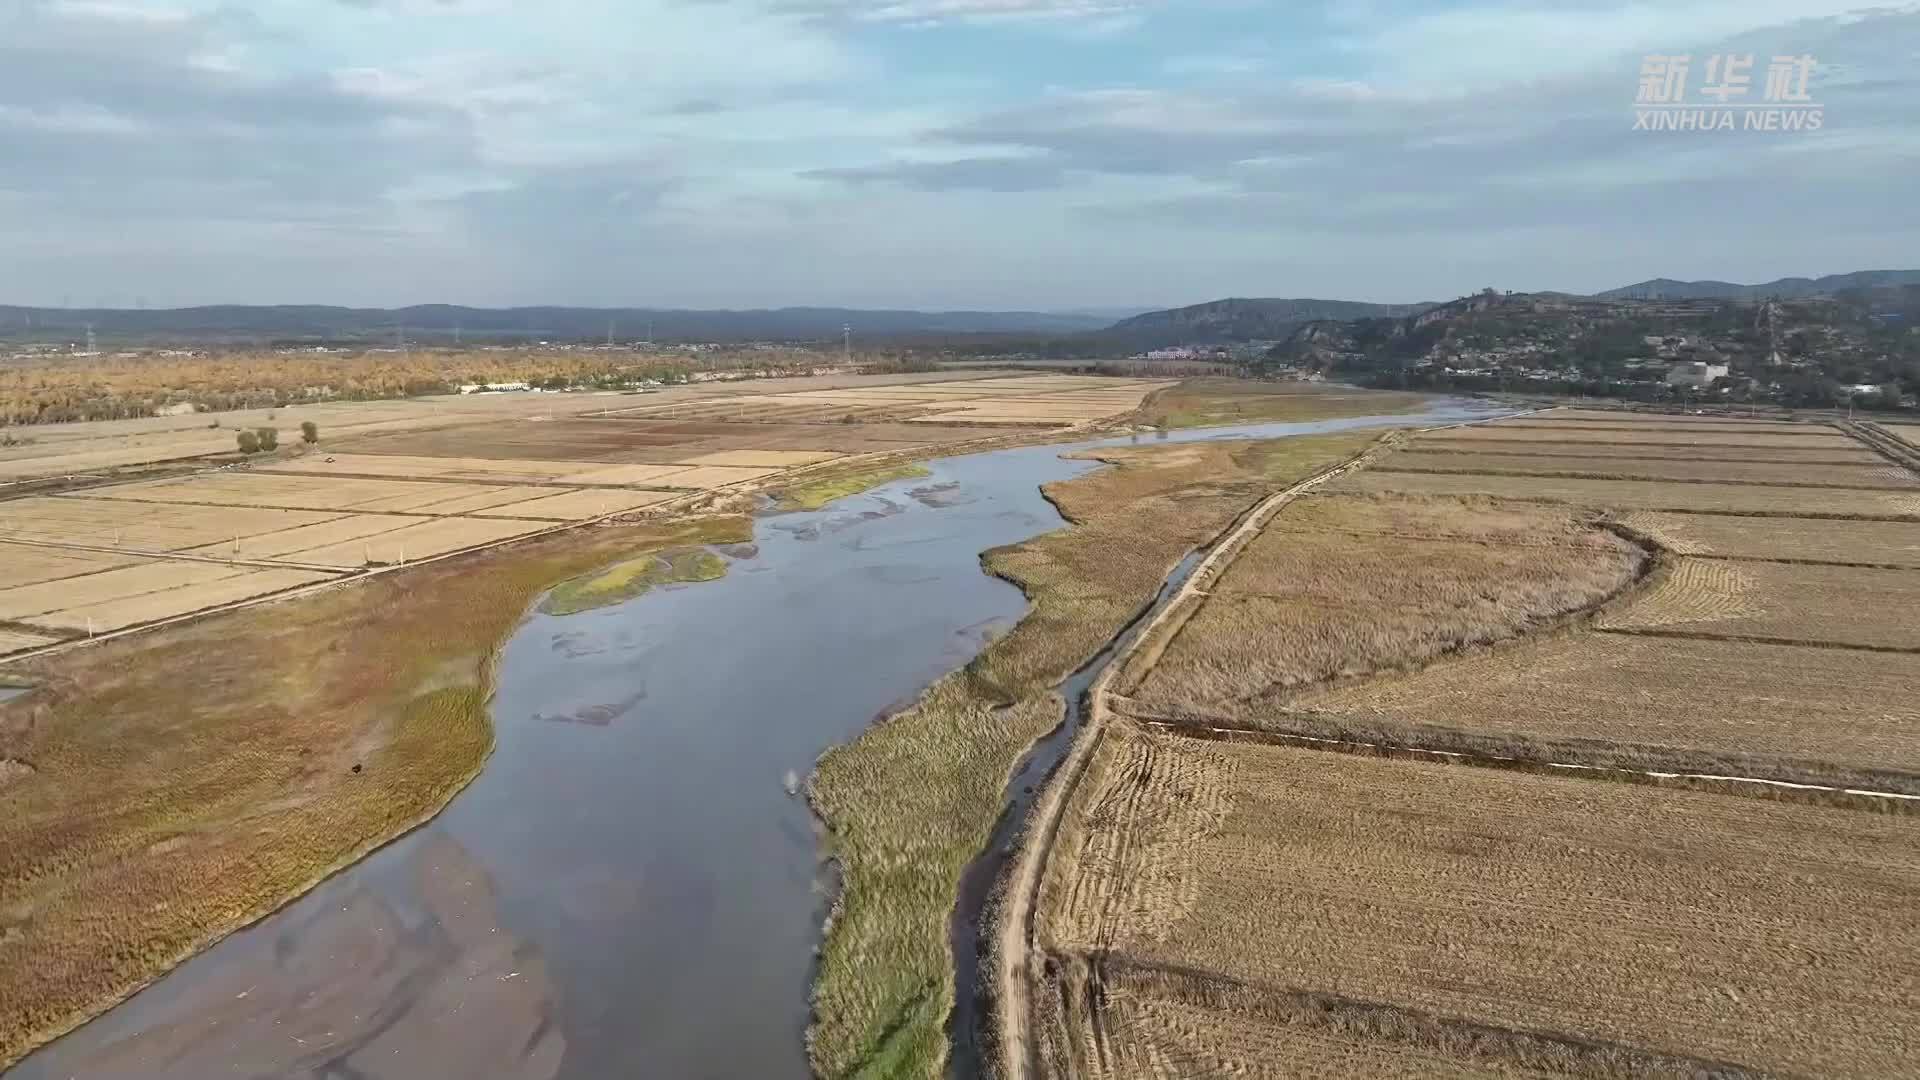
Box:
[8, 399, 1502, 1080]
[945, 545, 1206, 1080]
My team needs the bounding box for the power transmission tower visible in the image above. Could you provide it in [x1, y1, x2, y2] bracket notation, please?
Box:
[843, 324, 851, 365]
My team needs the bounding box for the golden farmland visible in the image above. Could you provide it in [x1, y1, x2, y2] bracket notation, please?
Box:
[0, 373, 1171, 660]
[1037, 729, 1920, 1079]
[1018, 404, 1920, 1080]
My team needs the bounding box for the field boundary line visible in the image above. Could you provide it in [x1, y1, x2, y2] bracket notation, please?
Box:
[1119, 709, 1920, 806]
[1594, 626, 1920, 655]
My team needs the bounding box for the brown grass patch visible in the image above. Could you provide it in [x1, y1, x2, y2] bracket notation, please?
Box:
[1382, 450, 1917, 489]
[1334, 469, 1920, 518]
[1619, 511, 1920, 566]
[1397, 441, 1885, 464]
[1600, 557, 1920, 649]
[1037, 728, 1920, 1078]
[0, 514, 749, 1070]
[1286, 633, 1920, 791]
[1141, 378, 1430, 429]
[1127, 495, 1646, 713]
[1421, 426, 1854, 449]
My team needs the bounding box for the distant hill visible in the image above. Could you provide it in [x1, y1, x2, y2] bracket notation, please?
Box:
[1599, 270, 1920, 301]
[1099, 297, 1438, 348]
[0, 304, 1116, 346]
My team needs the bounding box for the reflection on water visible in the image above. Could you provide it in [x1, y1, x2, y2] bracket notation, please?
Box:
[10, 398, 1505, 1080]
[41, 835, 563, 1080]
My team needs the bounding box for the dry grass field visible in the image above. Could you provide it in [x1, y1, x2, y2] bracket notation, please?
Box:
[1335, 468, 1920, 517]
[1396, 440, 1887, 464]
[1035, 728, 1920, 1079]
[808, 430, 1386, 1080]
[1126, 495, 1646, 714]
[1420, 425, 1855, 449]
[1620, 510, 1920, 565]
[1381, 450, 1919, 488]
[1139, 378, 1429, 428]
[1288, 632, 1920, 791]
[1599, 557, 1920, 649]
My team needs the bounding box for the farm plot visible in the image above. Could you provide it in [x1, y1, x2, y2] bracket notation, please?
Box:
[68, 473, 562, 515]
[466, 488, 684, 521]
[0, 543, 142, 588]
[0, 628, 63, 654]
[1620, 510, 1920, 565]
[1378, 449, 1918, 488]
[335, 418, 985, 463]
[1126, 495, 1645, 714]
[0, 560, 263, 621]
[28, 569, 340, 634]
[675, 450, 841, 468]
[260, 453, 694, 487]
[1037, 728, 1920, 1079]
[178, 515, 424, 561]
[1420, 425, 1856, 449]
[1333, 469, 1920, 517]
[1485, 418, 1829, 435]
[286, 517, 553, 566]
[0, 496, 340, 551]
[1599, 557, 1920, 649]
[1394, 441, 1887, 464]
[1288, 632, 1920, 791]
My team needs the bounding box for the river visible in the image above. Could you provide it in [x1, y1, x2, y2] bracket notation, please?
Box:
[8, 398, 1502, 1080]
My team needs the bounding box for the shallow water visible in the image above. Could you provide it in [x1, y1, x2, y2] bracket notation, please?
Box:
[8, 398, 1503, 1080]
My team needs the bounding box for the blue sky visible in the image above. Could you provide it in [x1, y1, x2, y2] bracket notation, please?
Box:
[0, 0, 1915, 309]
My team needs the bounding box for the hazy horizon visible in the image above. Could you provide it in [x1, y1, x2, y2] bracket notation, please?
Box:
[3, 1, 1915, 311]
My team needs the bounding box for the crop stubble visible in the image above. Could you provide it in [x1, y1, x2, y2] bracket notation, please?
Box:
[1037, 729, 1920, 1078]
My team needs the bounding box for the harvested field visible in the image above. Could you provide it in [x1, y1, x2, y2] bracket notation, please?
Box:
[261, 453, 693, 487]
[1599, 557, 1920, 649]
[1037, 728, 1920, 1079]
[0, 544, 141, 589]
[286, 518, 551, 567]
[1545, 408, 1806, 423]
[1128, 495, 1646, 712]
[178, 514, 420, 561]
[31, 569, 340, 634]
[0, 561, 260, 621]
[0, 496, 338, 551]
[69, 473, 553, 515]
[1420, 425, 1855, 449]
[1620, 510, 1920, 565]
[1482, 419, 1830, 435]
[676, 449, 842, 468]
[339, 418, 988, 463]
[1378, 450, 1918, 488]
[0, 629, 62, 655]
[466, 488, 684, 521]
[1334, 469, 1920, 517]
[1288, 632, 1920, 791]
[1039, 960, 1577, 1080]
[637, 465, 780, 491]
[1395, 441, 1886, 464]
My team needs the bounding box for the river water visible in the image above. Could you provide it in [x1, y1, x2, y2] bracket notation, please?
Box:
[9, 398, 1502, 1080]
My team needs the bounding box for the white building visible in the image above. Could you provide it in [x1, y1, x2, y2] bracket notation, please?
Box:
[1665, 361, 1730, 390]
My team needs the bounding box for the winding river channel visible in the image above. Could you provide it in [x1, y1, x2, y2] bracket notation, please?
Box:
[10, 398, 1500, 1080]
